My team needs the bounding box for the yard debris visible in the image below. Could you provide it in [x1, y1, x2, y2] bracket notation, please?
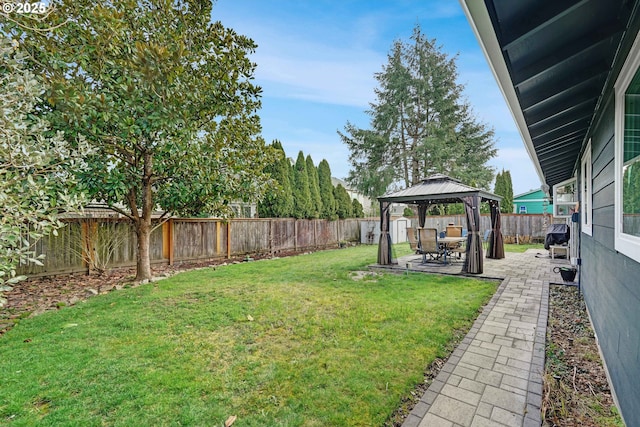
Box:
[224, 415, 237, 426]
[349, 271, 380, 281]
[542, 285, 621, 426]
[247, 315, 254, 322]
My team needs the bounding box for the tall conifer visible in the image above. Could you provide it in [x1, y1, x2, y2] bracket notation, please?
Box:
[292, 151, 312, 218]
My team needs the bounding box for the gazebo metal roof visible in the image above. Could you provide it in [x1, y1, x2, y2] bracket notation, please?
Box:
[377, 174, 502, 205]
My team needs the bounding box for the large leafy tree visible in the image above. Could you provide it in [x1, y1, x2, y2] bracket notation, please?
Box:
[0, 36, 92, 294]
[9, 0, 277, 281]
[340, 24, 496, 197]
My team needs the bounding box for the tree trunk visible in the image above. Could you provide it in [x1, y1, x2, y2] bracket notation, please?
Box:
[133, 151, 155, 282]
[135, 218, 152, 282]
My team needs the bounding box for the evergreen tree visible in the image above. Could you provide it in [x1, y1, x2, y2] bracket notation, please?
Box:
[334, 184, 353, 219]
[318, 159, 338, 220]
[503, 170, 514, 213]
[257, 140, 294, 217]
[306, 155, 323, 219]
[340, 24, 496, 197]
[493, 170, 512, 213]
[352, 199, 365, 218]
[292, 151, 312, 218]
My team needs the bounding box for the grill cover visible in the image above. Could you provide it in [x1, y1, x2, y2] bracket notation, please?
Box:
[544, 224, 570, 249]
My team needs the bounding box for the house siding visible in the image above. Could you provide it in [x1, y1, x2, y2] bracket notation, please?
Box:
[581, 88, 640, 425]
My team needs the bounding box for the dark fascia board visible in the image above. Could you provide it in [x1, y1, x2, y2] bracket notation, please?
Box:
[459, 0, 546, 186]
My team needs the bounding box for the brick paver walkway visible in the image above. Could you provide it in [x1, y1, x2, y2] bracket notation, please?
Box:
[375, 249, 570, 427]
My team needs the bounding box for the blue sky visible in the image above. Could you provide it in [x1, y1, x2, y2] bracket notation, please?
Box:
[212, 0, 539, 196]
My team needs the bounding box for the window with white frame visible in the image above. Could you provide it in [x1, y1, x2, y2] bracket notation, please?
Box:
[553, 177, 577, 218]
[581, 141, 592, 235]
[614, 30, 640, 263]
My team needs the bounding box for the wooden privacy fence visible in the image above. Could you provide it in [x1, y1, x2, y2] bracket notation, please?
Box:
[17, 214, 562, 278]
[418, 213, 564, 243]
[18, 217, 362, 277]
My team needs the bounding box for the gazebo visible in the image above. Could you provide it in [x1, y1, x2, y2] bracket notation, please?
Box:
[376, 174, 505, 274]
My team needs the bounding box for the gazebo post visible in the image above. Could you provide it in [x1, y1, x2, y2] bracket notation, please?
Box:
[487, 200, 505, 259]
[462, 195, 483, 274]
[377, 201, 392, 265]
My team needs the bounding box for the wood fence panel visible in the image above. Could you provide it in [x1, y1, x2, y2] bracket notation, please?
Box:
[271, 219, 296, 252]
[230, 220, 270, 256]
[295, 219, 315, 250]
[315, 219, 338, 247]
[106, 221, 137, 266]
[19, 221, 85, 275]
[339, 219, 361, 242]
[173, 221, 204, 260]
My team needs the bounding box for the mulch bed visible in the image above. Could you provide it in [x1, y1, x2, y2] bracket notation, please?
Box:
[542, 284, 622, 426]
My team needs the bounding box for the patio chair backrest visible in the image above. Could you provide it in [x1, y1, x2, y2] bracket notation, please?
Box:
[407, 227, 419, 251]
[418, 228, 439, 253]
[446, 225, 463, 237]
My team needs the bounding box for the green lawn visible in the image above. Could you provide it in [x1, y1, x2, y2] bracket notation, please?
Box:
[0, 245, 497, 426]
[504, 243, 545, 253]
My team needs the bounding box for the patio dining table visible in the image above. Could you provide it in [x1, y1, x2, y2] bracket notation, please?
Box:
[439, 236, 466, 264]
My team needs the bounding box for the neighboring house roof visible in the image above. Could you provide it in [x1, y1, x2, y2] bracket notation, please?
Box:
[460, 0, 636, 191]
[513, 189, 551, 202]
[378, 174, 501, 204]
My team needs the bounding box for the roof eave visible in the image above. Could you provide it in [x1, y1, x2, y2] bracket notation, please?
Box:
[459, 0, 546, 187]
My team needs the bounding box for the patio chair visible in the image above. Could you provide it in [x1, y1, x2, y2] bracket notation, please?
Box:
[483, 229, 491, 249]
[407, 227, 419, 253]
[418, 227, 443, 262]
[446, 225, 463, 237]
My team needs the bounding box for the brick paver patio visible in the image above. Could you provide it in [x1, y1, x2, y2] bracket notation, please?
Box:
[372, 249, 573, 427]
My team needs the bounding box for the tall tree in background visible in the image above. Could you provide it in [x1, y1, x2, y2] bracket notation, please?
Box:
[306, 155, 323, 219]
[9, 0, 277, 281]
[502, 170, 514, 214]
[0, 36, 92, 293]
[340, 24, 496, 197]
[258, 140, 293, 218]
[334, 184, 353, 219]
[317, 160, 337, 220]
[292, 151, 312, 219]
[352, 199, 365, 218]
[494, 169, 513, 213]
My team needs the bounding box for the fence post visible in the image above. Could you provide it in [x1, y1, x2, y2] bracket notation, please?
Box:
[313, 220, 317, 249]
[269, 219, 273, 256]
[81, 219, 96, 275]
[215, 221, 221, 255]
[227, 221, 231, 259]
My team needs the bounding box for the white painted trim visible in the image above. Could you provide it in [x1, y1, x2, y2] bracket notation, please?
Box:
[459, 0, 546, 186]
[614, 28, 640, 264]
[514, 198, 548, 203]
[581, 140, 593, 236]
[553, 177, 577, 218]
